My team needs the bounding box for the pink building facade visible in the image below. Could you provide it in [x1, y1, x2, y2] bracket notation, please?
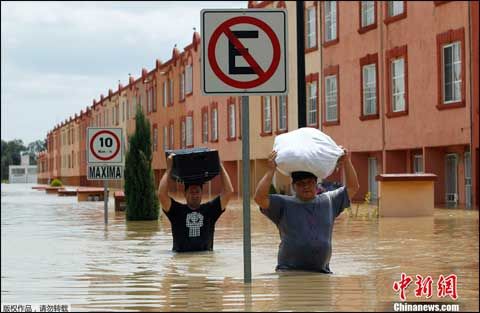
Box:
[39, 1, 478, 209]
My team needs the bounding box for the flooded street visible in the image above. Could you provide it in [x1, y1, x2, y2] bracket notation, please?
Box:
[1, 184, 479, 311]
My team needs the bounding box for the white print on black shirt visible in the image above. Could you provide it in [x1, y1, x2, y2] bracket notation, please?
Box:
[186, 212, 204, 237]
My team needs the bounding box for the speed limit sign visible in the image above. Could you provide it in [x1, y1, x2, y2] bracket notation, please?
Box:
[87, 128, 123, 164]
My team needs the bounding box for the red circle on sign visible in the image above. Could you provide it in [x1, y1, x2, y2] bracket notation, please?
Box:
[208, 15, 281, 89]
[90, 130, 120, 161]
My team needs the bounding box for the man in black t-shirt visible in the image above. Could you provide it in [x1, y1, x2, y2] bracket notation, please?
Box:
[158, 153, 234, 252]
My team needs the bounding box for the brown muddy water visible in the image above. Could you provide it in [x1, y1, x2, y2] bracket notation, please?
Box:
[1, 184, 478, 311]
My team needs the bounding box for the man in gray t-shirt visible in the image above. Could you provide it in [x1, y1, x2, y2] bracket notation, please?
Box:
[254, 149, 359, 273]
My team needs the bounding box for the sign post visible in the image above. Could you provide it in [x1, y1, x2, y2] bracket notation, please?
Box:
[201, 9, 287, 284]
[87, 127, 124, 224]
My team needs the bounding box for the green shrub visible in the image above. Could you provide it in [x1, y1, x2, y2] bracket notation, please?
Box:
[124, 106, 159, 221]
[50, 179, 63, 187]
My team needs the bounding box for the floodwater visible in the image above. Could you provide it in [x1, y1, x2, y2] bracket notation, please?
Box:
[1, 184, 479, 312]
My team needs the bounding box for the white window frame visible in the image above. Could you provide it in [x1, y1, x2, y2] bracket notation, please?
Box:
[186, 65, 193, 94]
[180, 72, 185, 101]
[211, 108, 218, 141]
[325, 1, 337, 42]
[325, 75, 338, 122]
[186, 115, 193, 147]
[442, 42, 462, 104]
[391, 58, 405, 112]
[153, 126, 158, 152]
[169, 79, 173, 105]
[362, 63, 377, 115]
[361, 1, 375, 27]
[163, 81, 167, 107]
[181, 119, 186, 148]
[278, 95, 287, 131]
[163, 126, 168, 151]
[306, 6, 316, 48]
[202, 111, 209, 143]
[228, 103, 236, 138]
[169, 123, 174, 149]
[307, 81, 317, 126]
[263, 96, 272, 133]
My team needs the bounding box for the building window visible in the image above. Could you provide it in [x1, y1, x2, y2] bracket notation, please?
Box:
[186, 114, 193, 147]
[181, 118, 186, 148]
[211, 106, 218, 142]
[388, 1, 404, 16]
[306, 5, 317, 50]
[147, 88, 151, 113]
[413, 155, 423, 173]
[324, 1, 337, 44]
[362, 63, 377, 116]
[262, 96, 272, 134]
[443, 42, 461, 103]
[163, 126, 168, 151]
[163, 81, 167, 107]
[152, 87, 157, 112]
[386, 45, 408, 117]
[436, 28, 465, 110]
[277, 95, 287, 132]
[169, 121, 174, 149]
[169, 79, 174, 105]
[238, 97, 242, 139]
[391, 59, 405, 112]
[307, 80, 318, 126]
[384, 1, 406, 24]
[228, 101, 236, 139]
[202, 108, 209, 143]
[325, 75, 338, 122]
[122, 100, 126, 121]
[360, 1, 376, 31]
[180, 72, 185, 101]
[185, 64, 193, 95]
[153, 125, 158, 152]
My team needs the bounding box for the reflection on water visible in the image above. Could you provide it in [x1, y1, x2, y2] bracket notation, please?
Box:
[1, 184, 478, 311]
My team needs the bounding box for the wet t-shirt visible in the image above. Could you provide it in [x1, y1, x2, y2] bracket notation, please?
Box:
[163, 196, 224, 252]
[260, 187, 350, 273]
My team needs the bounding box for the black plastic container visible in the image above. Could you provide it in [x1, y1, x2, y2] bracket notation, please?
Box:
[165, 148, 220, 184]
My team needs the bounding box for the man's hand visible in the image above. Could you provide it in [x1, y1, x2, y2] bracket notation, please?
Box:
[267, 150, 278, 171]
[336, 146, 348, 169]
[336, 145, 359, 196]
[166, 153, 175, 170]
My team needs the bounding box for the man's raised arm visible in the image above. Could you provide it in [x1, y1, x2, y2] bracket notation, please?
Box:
[158, 154, 173, 213]
[254, 150, 277, 209]
[219, 162, 234, 210]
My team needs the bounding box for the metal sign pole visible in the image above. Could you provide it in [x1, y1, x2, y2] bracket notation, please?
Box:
[104, 179, 108, 224]
[242, 95, 251, 283]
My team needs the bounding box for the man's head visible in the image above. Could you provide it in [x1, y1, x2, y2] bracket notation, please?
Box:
[291, 171, 318, 201]
[184, 182, 203, 209]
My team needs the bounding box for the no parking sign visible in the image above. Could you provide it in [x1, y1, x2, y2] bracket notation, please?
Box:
[201, 9, 288, 95]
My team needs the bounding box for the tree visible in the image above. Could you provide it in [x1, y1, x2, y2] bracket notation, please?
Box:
[1, 139, 27, 181]
[26, 140, 46, 165]
[124, 106, 159, 220]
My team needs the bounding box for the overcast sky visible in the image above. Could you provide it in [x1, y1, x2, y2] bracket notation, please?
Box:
[1, 1, 247, 146]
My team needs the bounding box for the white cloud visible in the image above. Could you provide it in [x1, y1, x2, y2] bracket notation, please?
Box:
[1, 1, 247, 145]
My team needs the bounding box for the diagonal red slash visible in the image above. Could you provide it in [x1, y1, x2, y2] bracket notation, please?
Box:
[223, 28, 265, 77]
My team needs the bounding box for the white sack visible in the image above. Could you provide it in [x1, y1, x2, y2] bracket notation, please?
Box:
[273, 127, 344, 180]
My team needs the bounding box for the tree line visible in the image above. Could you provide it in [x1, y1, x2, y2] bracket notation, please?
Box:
[1, 139, 46, 181]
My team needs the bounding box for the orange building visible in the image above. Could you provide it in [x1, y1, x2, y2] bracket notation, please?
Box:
[39, 1, 478, 210]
